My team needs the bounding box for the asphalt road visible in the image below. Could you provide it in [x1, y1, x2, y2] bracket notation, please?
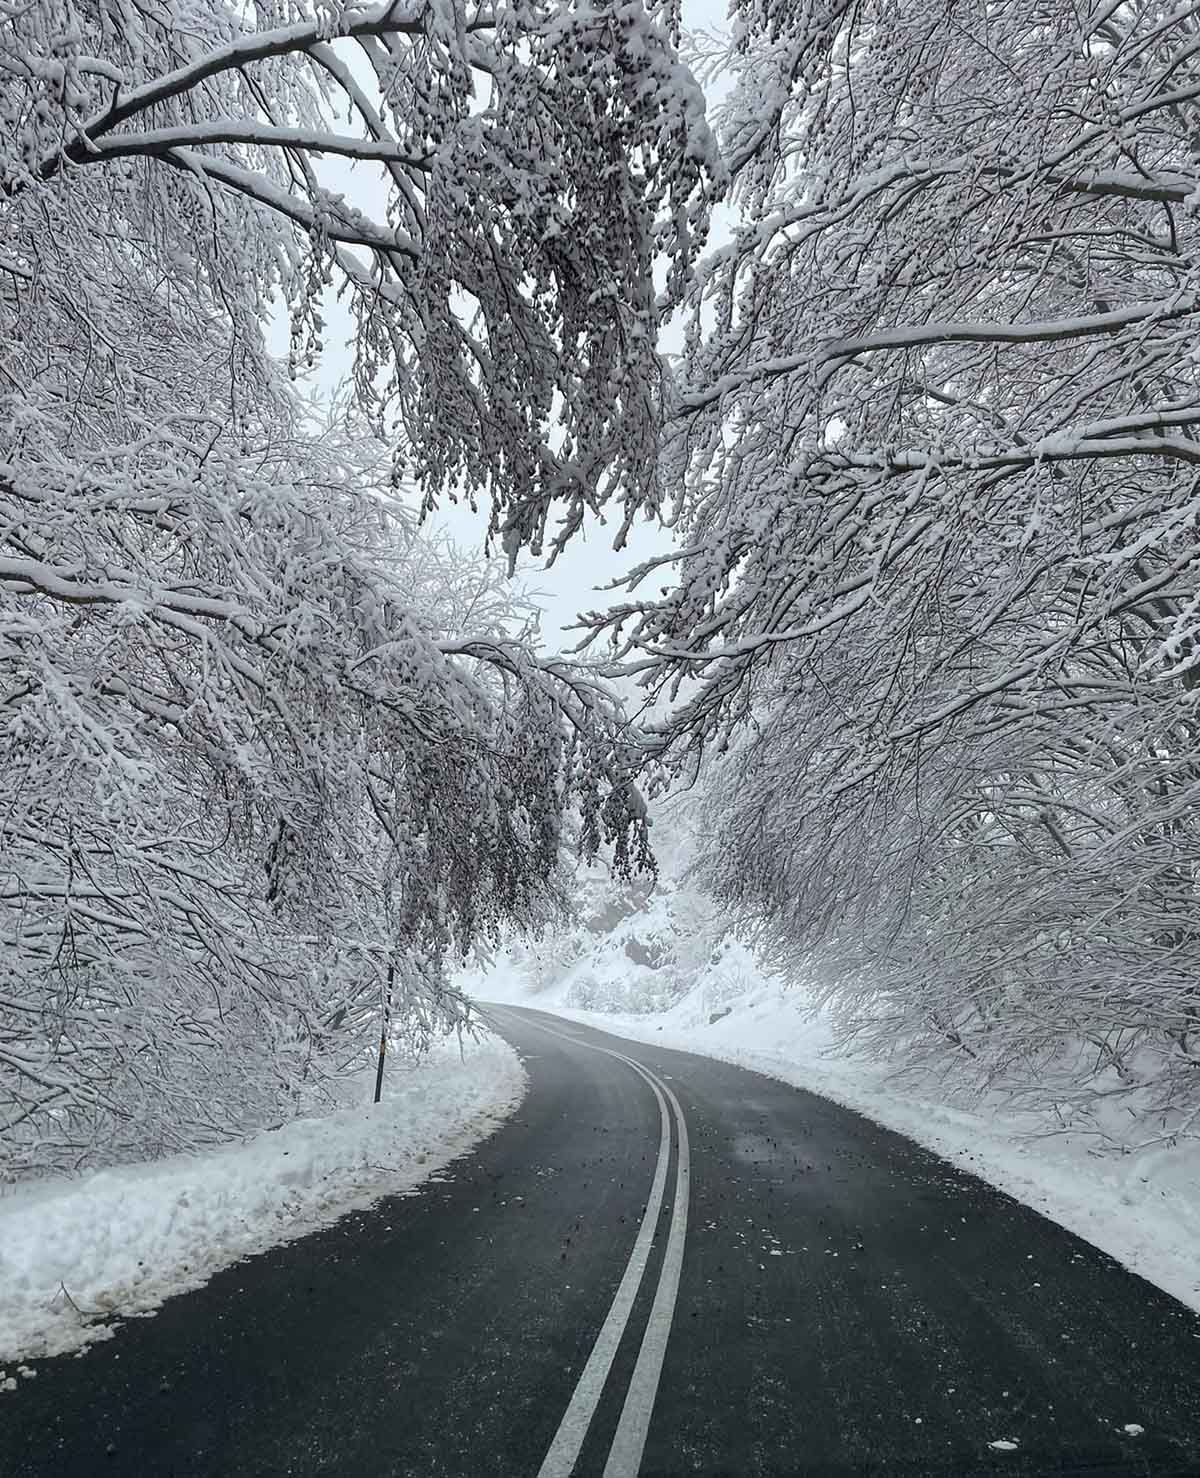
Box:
[2, 1003, 1199, 1477]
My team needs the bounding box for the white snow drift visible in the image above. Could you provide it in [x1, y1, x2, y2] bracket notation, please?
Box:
[0, 1032, 525, 1368]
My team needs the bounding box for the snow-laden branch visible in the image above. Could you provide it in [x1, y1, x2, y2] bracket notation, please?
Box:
[0, 0, 710, 1175]
[153, 148, 422, 258]
[607, 0, 1200, 1126]
[28, 0, 431, 184]
[90, 123, 433, 170]
[678, 297, 1200, 413]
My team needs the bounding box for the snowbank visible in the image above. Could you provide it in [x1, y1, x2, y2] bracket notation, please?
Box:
[481, 972, 1200, 1317]
[0, 1031, 525, 1369]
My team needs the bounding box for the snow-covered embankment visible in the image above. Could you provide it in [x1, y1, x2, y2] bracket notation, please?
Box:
[0, 1032, 525, 1371]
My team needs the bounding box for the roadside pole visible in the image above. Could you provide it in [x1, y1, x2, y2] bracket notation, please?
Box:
[373, 961, 394, 1103]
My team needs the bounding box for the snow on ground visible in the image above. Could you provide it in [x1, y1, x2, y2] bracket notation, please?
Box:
[479, 970, 1200, 1317]
[0, 1031, 525, 1370]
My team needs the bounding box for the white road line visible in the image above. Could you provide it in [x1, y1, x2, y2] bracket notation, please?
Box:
[491, 1009, 692, 1478]
[602, 1062, 690, 1478]
[522, 1021, 673, 1478]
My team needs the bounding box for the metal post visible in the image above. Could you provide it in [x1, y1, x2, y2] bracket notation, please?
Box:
[373, 961, 394, 1104]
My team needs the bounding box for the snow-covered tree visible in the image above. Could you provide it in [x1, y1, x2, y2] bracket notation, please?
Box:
[0, 0, 720, 1174]
[3, 0, 718, 557]
[585, 0, 1200, 1128]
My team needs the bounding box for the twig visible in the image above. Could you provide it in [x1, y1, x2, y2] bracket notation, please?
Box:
[53, 1283, 108, 1322]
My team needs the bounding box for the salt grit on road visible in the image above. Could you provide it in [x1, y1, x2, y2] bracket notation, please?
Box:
[0, 1032, 525, 1371]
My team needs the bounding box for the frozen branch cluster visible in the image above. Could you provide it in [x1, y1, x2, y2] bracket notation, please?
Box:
[590, 0, 1200, 1131]
[0, 0, 720, 1174]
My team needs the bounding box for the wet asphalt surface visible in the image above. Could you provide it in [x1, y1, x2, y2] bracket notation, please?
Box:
[1, 1003, 1198, 1477]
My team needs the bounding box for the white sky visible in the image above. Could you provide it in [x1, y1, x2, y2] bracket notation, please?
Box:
[282, 0, 731, 654]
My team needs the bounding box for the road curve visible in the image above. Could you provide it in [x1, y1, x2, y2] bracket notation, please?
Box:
[1, 1003, 1198, 1477]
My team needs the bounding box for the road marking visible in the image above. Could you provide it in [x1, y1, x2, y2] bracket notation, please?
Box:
[534, 1057, 670, 1478]
[487, 1008, 690, 1478]
[603, 1062, 690, 1478]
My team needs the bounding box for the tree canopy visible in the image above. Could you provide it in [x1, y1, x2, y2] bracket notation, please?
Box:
[0, 0, 721, 1173]
[9, 0, 1200, 1165]
[585, 0, 1200, 1132]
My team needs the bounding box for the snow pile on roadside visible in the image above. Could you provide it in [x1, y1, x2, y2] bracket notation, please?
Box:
[0, 1031, 525, 1368]
[482, 970, 1200, 1317]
